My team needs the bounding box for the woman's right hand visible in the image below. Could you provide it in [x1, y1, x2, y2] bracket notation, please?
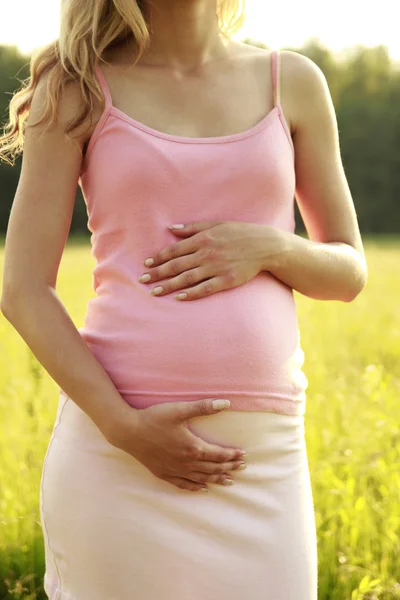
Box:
[107, 398, 247, 492]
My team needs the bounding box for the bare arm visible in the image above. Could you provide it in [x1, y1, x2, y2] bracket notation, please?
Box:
[263, 51, 368, 302]
[0, 72, 135, 440]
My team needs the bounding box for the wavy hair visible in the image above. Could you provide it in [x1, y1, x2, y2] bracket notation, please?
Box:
[0, 0, 246, 166]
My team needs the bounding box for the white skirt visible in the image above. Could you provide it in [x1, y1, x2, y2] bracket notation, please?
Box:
[40, 392, 318, 599]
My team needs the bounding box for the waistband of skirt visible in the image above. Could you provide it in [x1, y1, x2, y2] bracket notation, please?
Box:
[59, 387, 306, 416]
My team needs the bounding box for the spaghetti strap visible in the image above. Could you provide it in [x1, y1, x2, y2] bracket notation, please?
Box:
[94, 62, 112, 109]
[271, 50, 281, 109]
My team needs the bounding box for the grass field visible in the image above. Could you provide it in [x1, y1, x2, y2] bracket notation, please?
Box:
[0, 235, 399, 599]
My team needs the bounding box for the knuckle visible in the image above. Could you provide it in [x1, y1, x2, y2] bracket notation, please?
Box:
[166, 244, 178, 260]
[222, 463, 233, 473]
[183, 270, 196, 286]
[196, 447, 207, 461]
[178, 447, 190, 462]
[201, 230, 213, 245]
[191, 445, 204, 460]
[202, 245, 217, 260]
[172, 243, 181, 257]
[182, 446, 194, 461]
[195, 401, 208, 416]
[214, 451, 225, 462]
[212, 464, 225, 474]
[199, 229, 211, 248]
[203, 281, 213, 295]
[224, 451, 234, 462]
[225, 270, 236, 284]
[170, 259, 183, 275]
[173, 402, 188, 420]
[211, 472, 228, 484]
[196, 248, 209, 261]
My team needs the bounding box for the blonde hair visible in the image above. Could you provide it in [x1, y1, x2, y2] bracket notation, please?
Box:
[0, 0, 246, 166]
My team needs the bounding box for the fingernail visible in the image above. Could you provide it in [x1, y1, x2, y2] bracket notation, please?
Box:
[238, 450, 248, 456]
[138, 274, 151, 283]
[199, 487, 209, 493]
[169, 224, 185, 229]
[237, 464, 247, 470]
[223, 479, 234, 486]
[144, 258, 154, 267]
[175, 292, 187, 300]
[150, 286, 163, 295]
[212, 399, 230, 410]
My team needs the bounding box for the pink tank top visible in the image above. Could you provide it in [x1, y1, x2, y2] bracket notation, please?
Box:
[60, 49, 309, 415]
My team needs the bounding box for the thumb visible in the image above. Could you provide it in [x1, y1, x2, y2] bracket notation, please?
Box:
[173, 398, 231, 422]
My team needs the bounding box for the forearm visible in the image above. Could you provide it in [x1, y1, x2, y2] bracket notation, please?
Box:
[264, 227, 368, 302]
[1, 285, 137, 440]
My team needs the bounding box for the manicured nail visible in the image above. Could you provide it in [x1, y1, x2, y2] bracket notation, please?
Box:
[175, 292, 187, 300]
[212, 399, 230, 410]
[138, 274, 151, 283]
[150, 286, 163, 295]
[169, 224, 185, 229]
[144, 258, 154, 267]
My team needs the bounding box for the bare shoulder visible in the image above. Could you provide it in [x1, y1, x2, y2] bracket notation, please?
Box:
[226, 39, 274, 69]
[279, 50, 334, 134]
[27, 68, 101, 154]
[227, 43, 304, 134]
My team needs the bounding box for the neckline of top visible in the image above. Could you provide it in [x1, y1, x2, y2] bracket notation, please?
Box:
[93, 51, 284, 145]
[108, 103, 281, 144]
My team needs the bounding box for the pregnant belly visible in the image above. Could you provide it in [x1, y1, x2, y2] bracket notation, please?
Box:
[78, 273, 308, 407]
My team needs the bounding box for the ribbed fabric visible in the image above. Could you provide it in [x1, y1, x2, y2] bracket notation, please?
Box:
[61, 49, 308, 415]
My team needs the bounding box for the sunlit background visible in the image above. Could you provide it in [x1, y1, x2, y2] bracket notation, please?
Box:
[1, 2, 400, 600]
[0, 0, 398, 59]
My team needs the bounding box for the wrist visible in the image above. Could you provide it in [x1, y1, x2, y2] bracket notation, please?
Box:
[261, 226, 292, 273]
[103, 401, 142, 446]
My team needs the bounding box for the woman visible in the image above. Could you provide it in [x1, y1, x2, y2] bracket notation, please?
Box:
[0, 0, 368, 598]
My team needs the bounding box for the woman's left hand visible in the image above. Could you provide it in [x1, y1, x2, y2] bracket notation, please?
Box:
[138, 221, 282, 301]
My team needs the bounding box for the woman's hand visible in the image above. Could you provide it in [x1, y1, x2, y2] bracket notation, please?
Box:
[138, 220, 283, 300]
[107, 398, 248, 493]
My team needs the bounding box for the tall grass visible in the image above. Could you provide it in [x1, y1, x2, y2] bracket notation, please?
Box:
[0, 236, 399, 599]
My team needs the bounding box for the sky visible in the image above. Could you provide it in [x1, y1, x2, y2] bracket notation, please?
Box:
[0, 0, 398, 60]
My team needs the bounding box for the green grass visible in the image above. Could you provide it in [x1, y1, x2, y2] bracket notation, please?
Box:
[0, 236, 399, 599]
